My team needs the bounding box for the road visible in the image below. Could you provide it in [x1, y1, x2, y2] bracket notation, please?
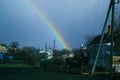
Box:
[0, 68, 119, 80]
[0, 69, 89, 80]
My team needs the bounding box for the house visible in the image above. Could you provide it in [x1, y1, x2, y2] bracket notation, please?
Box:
[0, 52, 4, 60]
[0, 45, 7, 60]
[88, 26, 120, 71]
[0, 45, 14, 60]
[0, 45, 7, 53]
[39, 49, 53, 60]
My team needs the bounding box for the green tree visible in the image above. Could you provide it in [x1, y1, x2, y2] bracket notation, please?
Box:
[22, 46, 39, 55]
[21, 46, 39, 66]
[8, 41, 19, 58]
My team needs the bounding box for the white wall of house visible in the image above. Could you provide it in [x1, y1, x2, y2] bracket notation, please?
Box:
[0, 45, 7, 53]
[39, 49, 53, 59]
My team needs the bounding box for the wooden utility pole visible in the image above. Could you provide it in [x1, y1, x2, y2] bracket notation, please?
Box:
[110, 0, 115, 79]
[91, 0, 112, 77]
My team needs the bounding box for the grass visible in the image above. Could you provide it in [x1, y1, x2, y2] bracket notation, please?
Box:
[0, 64, 30, 68]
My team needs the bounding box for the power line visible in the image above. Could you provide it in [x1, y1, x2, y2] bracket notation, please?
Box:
[87, 11, 108, 29]
[78, 0, 107, 26]
[54, 12, 106, 48]
[91, 1, 115, 79]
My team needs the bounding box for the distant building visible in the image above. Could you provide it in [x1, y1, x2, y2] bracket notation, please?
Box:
[0, 45, 7, 60]
[39, 49, 53, 59]
[0, 52, 4, 59]
[0, 45, 7, 53]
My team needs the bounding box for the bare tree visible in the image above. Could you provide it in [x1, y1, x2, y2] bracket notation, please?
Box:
[9, 41, 19, 48]
[85, 35, 96, 46]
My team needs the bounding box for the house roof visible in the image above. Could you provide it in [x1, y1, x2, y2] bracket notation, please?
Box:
[90, 30, 120, 45]
[90, 34, 111, 45]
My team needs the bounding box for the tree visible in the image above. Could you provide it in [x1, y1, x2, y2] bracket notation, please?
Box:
[8, 41, 19, 57]
[72, 48, 82, 57]
[53, 49, 70, 58]
[22, 46, 39, 59]
[84, 35, 96, 46]
[21, 46, 39, 66]
[59, 49, 70, 56]
[9, 41, 19, 48]
[22, 46, 39, 55]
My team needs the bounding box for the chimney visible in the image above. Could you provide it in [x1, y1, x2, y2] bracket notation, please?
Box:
[45, 42, 47, 53]
[108, 25, 112, 36]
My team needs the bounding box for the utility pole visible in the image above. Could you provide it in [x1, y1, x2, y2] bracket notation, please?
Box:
[109, 0, 120, 79]
[91, 0, 112, 78]
[91, 0, 116, 79]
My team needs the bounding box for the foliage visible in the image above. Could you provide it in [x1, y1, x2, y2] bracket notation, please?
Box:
[9, 41, 19, 48]
[22, 46, 39, 54]
[53, 49, 70, 58]
[7, 41, 20, 57]
[85, 35, 96, 46]
[72, 48, 81, 57]
[72, 48, 89, 58]
[21, 46, 39, 66]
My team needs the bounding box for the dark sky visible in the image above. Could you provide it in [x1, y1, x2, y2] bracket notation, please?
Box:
[0, 0, 111, 49]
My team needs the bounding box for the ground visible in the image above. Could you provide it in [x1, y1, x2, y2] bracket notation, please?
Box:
[0, 68, 119, 80]
[0, 68, 88, 80]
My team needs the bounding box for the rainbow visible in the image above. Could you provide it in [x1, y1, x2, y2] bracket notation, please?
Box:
[26, 0, 70, 50]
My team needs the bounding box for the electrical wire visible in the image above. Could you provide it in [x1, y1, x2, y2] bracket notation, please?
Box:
[78, 0, 107, 27]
